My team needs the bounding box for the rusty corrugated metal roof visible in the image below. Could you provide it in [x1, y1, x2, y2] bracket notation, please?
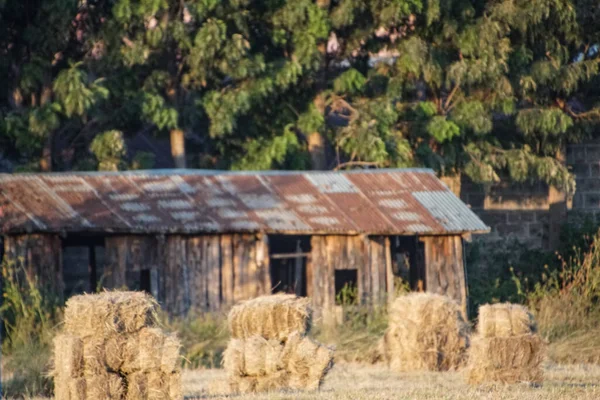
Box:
[0, 169, 490, 235]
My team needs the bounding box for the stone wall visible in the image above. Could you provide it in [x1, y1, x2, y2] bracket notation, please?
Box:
[461, 139, 600, 251]
[460, 179, 552, 249]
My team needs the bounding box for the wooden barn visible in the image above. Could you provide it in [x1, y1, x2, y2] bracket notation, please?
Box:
[0, 169, 489, 316]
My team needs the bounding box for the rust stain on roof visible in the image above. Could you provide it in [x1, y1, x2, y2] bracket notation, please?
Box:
[0, 169, 490, 235]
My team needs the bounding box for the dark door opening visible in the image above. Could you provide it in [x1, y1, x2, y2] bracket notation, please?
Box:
[268, 235, 310, 296]
[62, 235, 105, 297]
[390, 236, 426, 292]
[335, 269, 358, 305]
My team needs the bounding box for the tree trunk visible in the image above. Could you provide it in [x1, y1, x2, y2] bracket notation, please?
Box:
[40, 131, 52, 172]
[308, 132, 327, 170]
[548, 145, 567, 250]
[170, 129, 186, 168]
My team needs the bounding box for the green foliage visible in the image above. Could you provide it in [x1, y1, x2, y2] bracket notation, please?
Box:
[426, 116, 461, 143]
[89, 130, 127, 171]
[1, 261, 62, 397]
[334, 69, 367, 95]
[231, 127, 303, 170]
[53, 63, 108, 118]
[1, 0, 599, 183]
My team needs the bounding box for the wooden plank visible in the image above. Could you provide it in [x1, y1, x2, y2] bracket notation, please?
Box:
[256, 234, 271, 295]
[309, 236, 323, 312]
[220, 235, 234, 307]
[369, 236, 383, 304]
[246, 235, 258, 298]
[208, 235, 221, 311]
[104, 237, 127, 289]
[385, 237, 394, 305]
[233, 234, 245, 303]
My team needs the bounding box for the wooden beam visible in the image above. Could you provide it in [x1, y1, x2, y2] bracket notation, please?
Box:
[270, 252, 311, 259]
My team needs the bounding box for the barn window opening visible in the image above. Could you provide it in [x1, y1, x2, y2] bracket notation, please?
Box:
[268, 235, 310, 296]
[62, 235, 105, 297]
[391, 236, 425, 291]
[335, 270, 358, 305]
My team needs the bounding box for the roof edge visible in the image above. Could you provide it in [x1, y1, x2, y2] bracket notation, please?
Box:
[0, 167, 436, 178]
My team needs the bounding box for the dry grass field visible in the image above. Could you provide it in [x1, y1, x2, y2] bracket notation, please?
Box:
[6, 361, 600, 399]
[179, 362, 600, 400]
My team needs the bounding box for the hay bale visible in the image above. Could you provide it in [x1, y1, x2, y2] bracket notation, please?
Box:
[223, 337, 285, 377]
[126, 370, 181, 400]
[86, 372, 125, 399]
[64, 291, 159, 338]
[478, 303, 536, 338]
[384, 293, 470, 372]
[54, 376, 86, 400]
[282, 332, 335, 391]
[228, 294, 311, 341]
[467, 334, 544, 384]
[53, 334, 84, 379]
[122, 328, 181, 374]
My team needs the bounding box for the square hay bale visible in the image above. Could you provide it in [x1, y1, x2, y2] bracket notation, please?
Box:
[54, 376, 86, 400]
[223, 337, 285, 377]
[86, 372, 125, 400]
[228, 294, 312, 341]
[122, 328, 170, 374]
[384, 293, 470, 372]
[478, 303, 536, 338]
[64, 291, 159, 338]
[282, 332, 335, 391]
[467, 334, 544, 384]
[126, 370, 181, 400]
[53, 333, 84, 379]
[83, 338, 108, 376]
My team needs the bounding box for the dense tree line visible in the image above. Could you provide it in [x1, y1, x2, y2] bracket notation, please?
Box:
[1, 0, 599, 192]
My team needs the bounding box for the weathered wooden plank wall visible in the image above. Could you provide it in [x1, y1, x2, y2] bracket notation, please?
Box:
[420, 235, 468, 317]
[104, 236, 160, 288]
[3, 234, 63, 298]
[161, 234, 270, 315]
[309, 235, 394, 313]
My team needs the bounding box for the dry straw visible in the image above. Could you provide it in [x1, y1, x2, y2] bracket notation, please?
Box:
[64, 291, 159, 338]
[53, 290, 182, 399]
[228, 294, 312, 341]
[382, 293, 470, 372]
[467, 303, 544, 384]
[223, 294, 334, 394]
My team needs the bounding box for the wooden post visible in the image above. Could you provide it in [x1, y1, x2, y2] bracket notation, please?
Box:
[221, 235, 234, 306]
[385, 237, 394, 305]
[88, 245, 97, 293]
[294, 240, 303, 296]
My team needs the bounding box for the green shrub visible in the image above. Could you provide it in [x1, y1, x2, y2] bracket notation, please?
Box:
[1, 261, 62, 397]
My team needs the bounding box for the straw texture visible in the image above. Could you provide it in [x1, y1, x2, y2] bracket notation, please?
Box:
[382, 293, 470, 372]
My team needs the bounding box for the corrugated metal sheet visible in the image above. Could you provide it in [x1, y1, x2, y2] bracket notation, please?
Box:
[0, 169, 490, 235]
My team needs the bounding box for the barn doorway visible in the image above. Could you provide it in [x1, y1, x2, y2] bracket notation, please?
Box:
[390, 236, 426, 291]
[62, 235, 105, 296]
[268, 235, 310, 296]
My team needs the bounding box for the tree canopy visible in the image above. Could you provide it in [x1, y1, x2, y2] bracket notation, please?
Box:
[1, 0, 599, 192]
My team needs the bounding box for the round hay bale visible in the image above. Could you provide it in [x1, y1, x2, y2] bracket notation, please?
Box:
[53, 333, 84, 379]
[478, 303, 536, 338]
[228, 294, 312, 341]
[384, 293, 470, 372]
[467, 334, 544, 384]
[64, 291, 159, 338]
